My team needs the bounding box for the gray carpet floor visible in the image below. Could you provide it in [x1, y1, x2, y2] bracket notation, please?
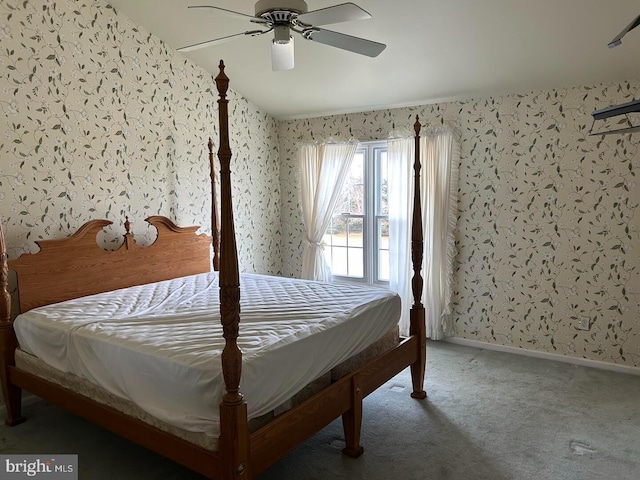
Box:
[1, 341, 639, 479]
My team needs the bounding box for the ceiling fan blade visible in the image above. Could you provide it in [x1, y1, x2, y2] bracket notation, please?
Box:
[297, 3, 371, 27]
[608, 13, 640, 47]
[304, 28, 386, 57]
[272, 37, 295, 71]
[178, 30, 269, 53]
[187, 5, 269, 24]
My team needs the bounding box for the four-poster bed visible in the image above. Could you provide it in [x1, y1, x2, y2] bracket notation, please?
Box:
[0, 61, 427, 479]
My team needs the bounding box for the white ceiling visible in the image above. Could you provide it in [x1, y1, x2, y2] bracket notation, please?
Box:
[107, 0, 640, 120]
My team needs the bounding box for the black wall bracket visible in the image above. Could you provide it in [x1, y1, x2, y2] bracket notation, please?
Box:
[589, 98, 640, 135]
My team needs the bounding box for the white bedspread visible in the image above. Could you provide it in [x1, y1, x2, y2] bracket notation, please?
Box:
[14, 272, 400, 437]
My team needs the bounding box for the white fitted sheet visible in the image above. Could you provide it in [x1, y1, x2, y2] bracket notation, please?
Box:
[14, 272, 400, 437]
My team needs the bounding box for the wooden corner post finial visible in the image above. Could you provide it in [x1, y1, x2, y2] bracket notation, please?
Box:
[410, 115, 427, 400]
[0, 221, 25, 425]
[215, 60, 250, 479]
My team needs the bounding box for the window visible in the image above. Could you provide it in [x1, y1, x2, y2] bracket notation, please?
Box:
[323, 141, 388, 285]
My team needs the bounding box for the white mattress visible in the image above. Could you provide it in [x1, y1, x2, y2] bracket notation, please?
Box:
[14, 272, 400, 437]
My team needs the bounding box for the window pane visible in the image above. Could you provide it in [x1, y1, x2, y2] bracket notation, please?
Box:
[378, 249, 389, 282]
[327, 217, 347, 245]
[377, 217, 389, 282]
[347, 247, 364, 278]
[331, 246, 348, 276]
[378, 218, 389, 247]
[376, 149, 388, 216]
[326, 216, 365, 279]
[334, 151, 364, 215]
[328, 246, 364, 279]
[346, 217, 363, 247]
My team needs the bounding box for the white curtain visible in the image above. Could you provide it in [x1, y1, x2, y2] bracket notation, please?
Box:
[299, 141, 358, 281]
[387, 127, 460, 339]
[421, 127, 460, 340]
[388, 136, 414, 336]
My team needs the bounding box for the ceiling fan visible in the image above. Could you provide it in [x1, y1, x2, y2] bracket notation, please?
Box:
[177, 0, 386, 71]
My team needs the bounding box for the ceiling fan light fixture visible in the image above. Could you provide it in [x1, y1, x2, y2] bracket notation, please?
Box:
[272, 36, 295, 71]
[273, 24, 292, 44]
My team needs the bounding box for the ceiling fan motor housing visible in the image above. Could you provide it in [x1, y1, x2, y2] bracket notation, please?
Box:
[255, 0, 308, 17]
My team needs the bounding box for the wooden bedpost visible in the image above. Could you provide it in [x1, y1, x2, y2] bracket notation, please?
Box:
[0, 221, 25, 425]
[410, 116, 427, 400]
[209, 137, 221, 272]
[215, 60, 251, 479]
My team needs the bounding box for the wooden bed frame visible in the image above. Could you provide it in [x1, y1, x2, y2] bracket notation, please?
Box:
[0, 60, 427, 479]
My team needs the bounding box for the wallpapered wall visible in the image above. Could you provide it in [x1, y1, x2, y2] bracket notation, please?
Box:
[279, 82, 640, 368]
[0, 1, 282, 277]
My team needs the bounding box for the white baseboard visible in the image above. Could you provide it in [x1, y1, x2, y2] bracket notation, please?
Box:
[443, 337, 640, 376]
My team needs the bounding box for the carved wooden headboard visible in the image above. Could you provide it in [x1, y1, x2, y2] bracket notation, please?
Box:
[7, 216, 212, 313]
